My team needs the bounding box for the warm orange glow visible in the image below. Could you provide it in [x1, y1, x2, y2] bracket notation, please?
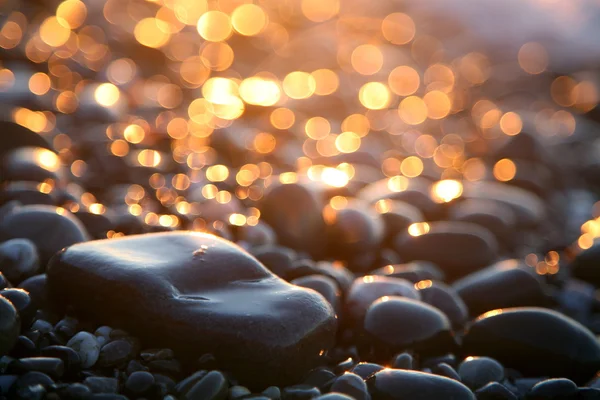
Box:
[408, 222, 430, 237]
[431, 179, 463, 203]
[382, 13, 415, 45]
[359, 82, 390, 110]
[197, 11, 232, 42]
[301, 0, 340, 22]
[283, 71, 316, 99]
[351, 45, 383, 76]
[500, 112, 522, 136]
[399, 96, 427, 125]
[389, 66, 420, 96]
[94, 83, 120, 107]
[493, 159, 517, 182]
[40, 17, 70, 47]
[29, 73, 51, 96]
[232, 4, 267, 36]
[134, 18, 171, 48]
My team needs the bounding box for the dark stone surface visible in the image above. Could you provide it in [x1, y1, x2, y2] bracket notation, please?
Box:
[0, 238, 40, 285]
[526, 378, 577, 399]
[463, 307, 600, 385]
[0, 294, 20, 356]
[0, 122, 53, 157]
[0, 205, 89, 266]
[182, 370, 228, 400]
[453, 260, 548, 316]
[366, 368, 475, 400]
[364, 297, 454, 358]
[47, 231, 337, 388]
[571, 244, 600, 287]
[349, 362, 384, 380]
[474, 382, 517, 400]
[394, 221, 498, 281]
[457, 357, 504, 390]
[346, 275, 420, 325]
[416, 280, 469, 328]
[371, 261, 444, 283]
[329, 372, 369, 400]
[291, 275, 341, 315]
[0, 289, 35, 328]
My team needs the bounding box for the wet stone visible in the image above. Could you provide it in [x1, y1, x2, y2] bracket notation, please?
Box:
[371, 261, 444, 283]
[375, 200, 424, 244]
[453, 260, 548, 317]
[183, 370, 228, 400]
[0, 239, 39, 285]
[329, 373, 369, 400]
[346, 275, 420, 325]
[463, 307, 600, 384]
[366, 368, 475, 400]
[47, 232, 337, 388]
[416, 280, 469, 328]
[302, 368, 336, 390]
[394, 221, 499, 281]
[0, 205, 89, 266]
[97, 339, 134, 368]
[281, 384, 320, 400]
[526, 378, 577, 399]
[457, 357, 504, 390]
[474, 382, 517, 400]
[0, 181, 57, 207]
[66, 332, 100, 369]
[364, 296, 454, 359]
[83, 377, 119, 394]
[0, 294, 20, 357]
[125, 371, 155, 396]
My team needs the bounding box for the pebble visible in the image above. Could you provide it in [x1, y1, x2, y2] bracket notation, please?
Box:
[364, 296, 454, 358]
[183, 370, 228, 400]
[13, 371, 54, 390]
[416, 280, 469, 328]
[281, 384, 320, 399]
[449, 200, 516, 247]
[47, 232, 337, 388]
[96, 339, 134, 368]
[302, 368, 336, 390]
[457, 357, 504, 390]
[40, 346, 81, 374]
[474, 382, 517, 400]
[453, 260, 548, 316]
[11, 335, 36, 359]
[262, 386, 281, 399]
[66, 332, 100, 369]
[83, 377, 119, 394]
[0, 294, 20, 356]
[228, 385, 251, 399]
[432, 362, 460, 381]
[0, 289, 35, 328]
[0, 122, 53, 157]
[291, 275, 341, 314]
[7, 357, 64, 379]
[526, 378, 577, 399]
[53, 317, 78, 340]
[0, 375, 17, 395]
[392, 352, 413, 370]
[571, 244, 600, 287]
[260, 181, 328, 258]
[125, 371, 155, 395]
[315, 395, 354, 400]
[251, 245, 296, 279]
[62, 382, 92, 400]
[366, 368, 475, 400]
[371, 261, 445, 283]
[176, 370, 208, 395]
[463, 307, 600, 384]
[375, 200, 424, 243]
[349, 362, 384, 380]
[0, 239, 39, 285]
[329, 373, 369, 400]
[0, 205, 89, 265]
[394, 221, 499, 280]
[17, 275, 48, 312]
[345, 275, 420, 325]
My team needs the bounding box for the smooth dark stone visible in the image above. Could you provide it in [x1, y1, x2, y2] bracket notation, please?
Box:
[11, 336, 36, 358]
[0, 375, 17, 395]
[457, 357, 504, 390]
[346, 276, 420, 325]
[329, 373, 368, 400]
[577, 388, 600, 399]
[291, 275, 341, 314]
[432, 363, 460, 381]
[147, 358, 181, 374]
[251, 245, 296, 279]
[140, 348, 175, 362]
[125, 371, 155, 395]
[366, 368, 475, 400]
[449, 200, 516, 247]
[89, 394, 128, 400]
[422, 354, 457, 369]
[474, 382, 517, 400]
[0, 205, 89, 266]
[392, 352, 413, 370]
[463, 307, 600, 384]
[73, 211, 114, 240]
[453, 260, 548, 316]
[0, 239, 40, 285]
[229, 385, 251, 398]
[375, 200, 424, 243]
[334, 357, 356, 375]
[0, 181, 57, 206]
[571, 244, 600, 287]
[66, 332, 100, 369]
[281, 384, 320, 400]
[462, 181, 545, 228]
[416, 281, 469, 328]
[326, 201, 384, 264]
[176, 370, 208, 395]
[262, 386, 281, 399]
[1, 147, 65, 184]
[0, 122, 53, 156]
[394, 221, 499, 280]
[0, 289, 34, 328]
[184, 370, 228, 400]
[62, 383, 92, 400]
[83, 377, 119, 394]
[14, 371, 54, 389]
[349, 362, 384, 380]
[154, 373, 176, 396]
[526, 378, 577, 399]
[364, 297, 454, 358]
[286, 259, 321, 281]
[0, 294, 20, 356]
[40, 346, 81, 373]
[14, 383, 46, 400]
[17, 275, 47, 312]
[315, 395, 353, 400]
[97, 339, 134, 367]
[315, 262, 354, 294]
[260, 181, 328, 258]
[236, 221, 276, 248]
[53, 317, 78, 340]
[371, 261, 444, 283]
[8, 357, 64, 379]
[126, 359, 147, 375]
[302, 368, 336, 390]
[48, 232, 337, 388]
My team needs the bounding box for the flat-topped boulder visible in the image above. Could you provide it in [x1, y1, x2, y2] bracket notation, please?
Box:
[46, 231, 337, 388]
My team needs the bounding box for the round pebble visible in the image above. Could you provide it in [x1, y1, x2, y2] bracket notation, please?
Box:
[457, 357, 504, 390]
[0, 239, 39, 285]
[0, 294, 20, 356]
[66, 331, 100, 369]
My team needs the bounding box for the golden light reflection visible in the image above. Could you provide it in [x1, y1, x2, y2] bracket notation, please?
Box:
[408, 222, 430, 237]
[431, 179, 463, 203]
[94, 83, 120, 107]
[493, 159, 516, 182]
